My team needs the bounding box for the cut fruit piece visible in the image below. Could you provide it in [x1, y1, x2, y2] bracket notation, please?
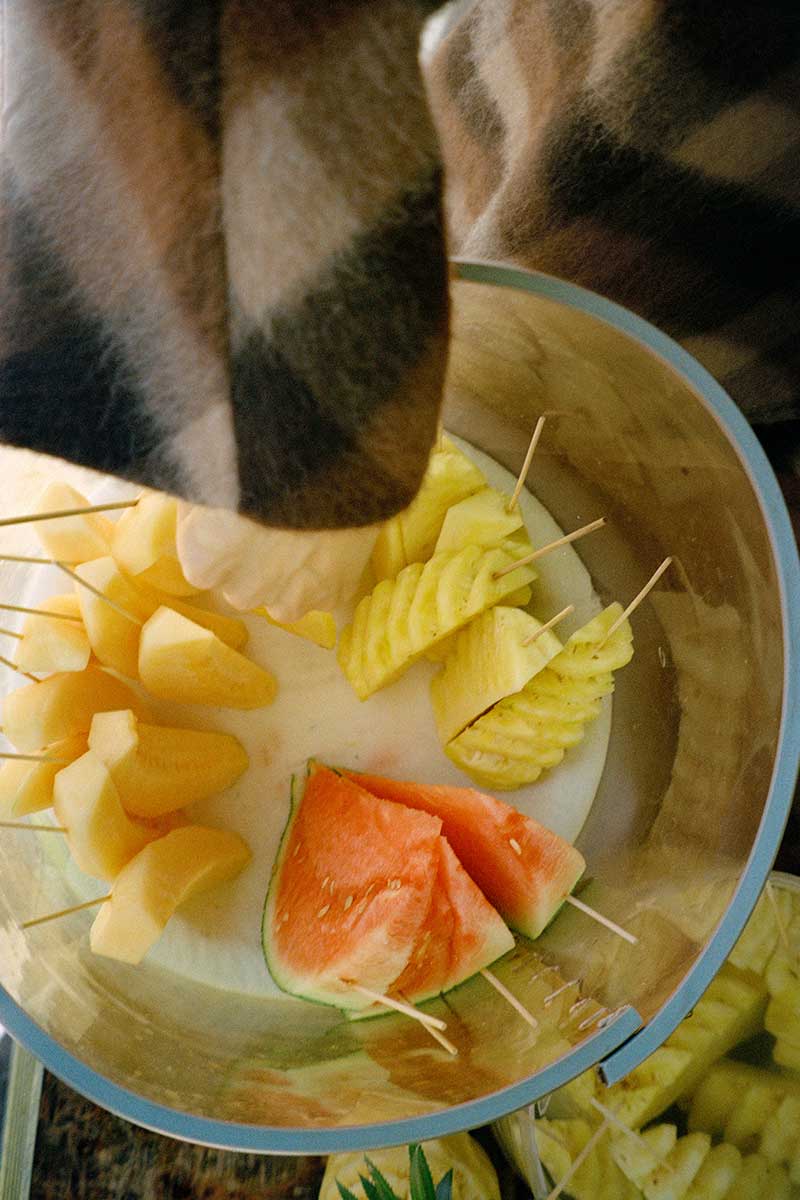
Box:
[346, 772, 586, 939]
[434, 486, 524, 554]
[684, 1143, 742, 1200]
[766, 997, 800, 1047]
[263, 768, 443, 1010]
[611, 1125, 678, 1190]
[0, 733, 88, 816]
[53, 751, 158, 881]
[112, 493, 198, 595]
[641, 1132, 710, 1200]
[34, 482, 115, 563]
[687, 1062, 800, 1138]
[760, 1096, 800, 1167]
[729, 887, 795, 977]
[735, 1154, 790, 1200]
[724, 1080, 782, 1149]
[536, 1119, 641, 1200]
[138, 608, 276, 708]
[371, 437, 486, 582]
[430, 606, 563, 745]
[15, 594, 91, 673]
[2, 666, 153, 752]
[255, 608, 336, 650]
[338, 545, 536, 699]
[774, 1039, 800, 1072]
[552, 603, 635, 679]
[604, 1046, 694, 1130]
[90, 824, 251, 963]
[766, 946, 800, 1009]
[88, 709, 248, 817]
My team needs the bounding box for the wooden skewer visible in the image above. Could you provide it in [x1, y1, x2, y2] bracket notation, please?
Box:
[0, 627, 22, 640]
[344, 983, 448, 1031]
[420, 1023, 458, 1056]
[589, 1098, 653, 1152]
[598, 557, 673, 647]
[480, 967, 539, 1030]
[0, 821, 67, 833]
[565, 894, 639, 945]
[545, 1117, 611, 1200]
[21, 893, 110, 929]
[493, 518, 606, 579]
[508, 415, 546, 512]
[0, 751, 69, 763]
[0, 555, 142, 624]
[766, 881, 791, 952]
[0, 602, 82, 623]
[522, 604, 575, 647]
[0, 499, 136, 528]
[0, 654, 38, 683]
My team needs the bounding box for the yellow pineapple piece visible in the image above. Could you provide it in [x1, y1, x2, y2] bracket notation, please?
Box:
[766, 997, 800, 1046]
[112, 493, 198, 595]
[550, 603, 634, 679]
[687, 1061, 800, 1138]
[774, 1039, 800, 1072]
[766, 945, 800, 1010]
[430, 606, 563, 745]
[729, 887, 795, 977]
[370, 437, 486, 581]
[138, 607, 276, 708]
[15, 593, 90, 673]
[536, 1119, 640, 1200]
[604, 1047, 695, 1130]
[90, 825, 251, 963]
[641, 1132, 710, 1200]
[254, 608, 336, 650]
[53, 751, 157, 881]
[34, 482, 114, 563]
[0, 733, 87, 816]
[724, 1081, 783, 1149]
[760, 1096, 800, 1167]
[611, 1124, 678, 1189]
[735, 1153, 790, 1200]
[2, 666, 152, 752]
[88, 709, 248, 817]
[434, 486, 524, 554]
[684, 1143, 742, 1200]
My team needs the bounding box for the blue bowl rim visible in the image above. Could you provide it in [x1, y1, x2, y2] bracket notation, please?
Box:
[1, 258, 797, 1152]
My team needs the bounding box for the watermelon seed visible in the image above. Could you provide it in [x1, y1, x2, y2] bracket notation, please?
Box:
[317, 904, 330, 918]
[388, 878, 402, 890]
[321, 876, 330, 890]
[343, 895, 354, 911]
[292, 844, 301, 857]
[355, 899, 369, 915]
[328, 879, 336, 894]
[509, 837, 523, 856]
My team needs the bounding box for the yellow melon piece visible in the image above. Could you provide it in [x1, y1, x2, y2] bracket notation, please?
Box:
[431, 606, 562, 744]
[255, 608, 336, 650]
[34, 482, 115, 563]
[53, 751, 157, 881]
[112, 493, 198, 596]
[15, 594, 91, 674]
[434, 486, 524, 554]
[89, 825, 251, 963]
[0, 733, 88, 816]
[88, 709, 248, 817]
[2, 666, 153, 752]
[138, 607, 276, 708]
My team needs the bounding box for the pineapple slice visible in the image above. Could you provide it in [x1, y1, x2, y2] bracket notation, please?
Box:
[0, 733, 87, 816]
[774, 1039, 800, 1072]
[88, 709, 248, 817]
[766, 946, 800, 1009]
[15, 594, 91, 673]
[430, 606, 563, 745]
[434, 486, 524, 554]
[90, 825, 251, 963]
[724, 1080, 783, 1149]
[760, 1096, 800, 1166]
[53, 751, 157, 881]
[735, 1154, 790, 1200]
[687, 1062, 800, 1137]
[611, 1124, 678, 1189]
[34, 482, 114, 563]
[765, 997, 800, 1046]
[729, 887, 795, 977]
[112, 493, 198, 596]
[536, 1119, 640, 1200]
[641, 1133, 710, 1200]
[684, 1143, 742, 1200]
[549, 603, 634, 679]
[254, 608, 336, 650]
[338, 545, 536, 699]
[2, 666, 152, 752]
[370, 437, 486, 581]
[138, 607, 276, 708]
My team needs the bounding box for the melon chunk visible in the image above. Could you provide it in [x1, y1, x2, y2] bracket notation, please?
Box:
[88, 709, 248, 817]
[53, 751, 157, 880]
[434, 486, 524, 554]
[34, 482, 114, 563]
[255, 608, 337, 650]
[15, 594, 90, 673]
[90, 825, 251, 963]
[2, 666, 152, 751]
[431, 606, 563, 744]
[0, 733, 87, 816]
[138, 608, 276, 708]
[112, 493, 198, 596]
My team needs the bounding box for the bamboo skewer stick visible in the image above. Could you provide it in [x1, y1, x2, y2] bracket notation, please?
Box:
[598, 557, 673, 647]
[21, 894, 110, 929]
[522, 604, 575, 646]
[493, 518, 606, 579]
[344, 983, 448, 1031]
[508, 416, 546, 512]
[0, 555, 142, 624]
[0, 602, 82, 623]
[480, 967, 539, 1030]
[545, 1118, 611, 1200]
[0, 821, 67, 833]
[0, 751, 69, 763]
[419, 1023, 458, 1056]
[0, 628, 22, 640]
[565, 894, 639, 945]
[589, 1098, 653, 1152]
[0, 654, 37, 683]
[0, 499, 136, 528]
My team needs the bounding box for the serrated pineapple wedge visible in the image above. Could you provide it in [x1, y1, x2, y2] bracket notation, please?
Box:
[53, 751, 158, 881]
[254, 608, 336, 650]
[338, 545, 536, 699]
[611, 1125, 677, 1190]
[550, 602, 634, 679]
[15, 594, 90, 674]
[2, 666, 153, 752]
[431, 606, 563, 744]
[371, 436, 486, 581]
[760, 1096, 800, 1167]
[765, 997, 800, 1046]
[774, 1039, 800, 1072]
[684, 1143, 742, 1200]
[735, 1154, 790, 1200]
[139, 608, 276, 708]
[34, 482, 115, 563]
[687, 1062, 800, 1137]
[434, 486, 524, 554]
[729, 887, 795, 977]
[766, 945, 800, 1009]
[0, 733, 87, 816]
[641, 1132, 710, 1200]
[536, 1119, 640, 1200]
[113, 493, 198, 596]
[90, 825, 251, 964]
[88, 709, 248, 817]
[602, 1046, 694, 1130]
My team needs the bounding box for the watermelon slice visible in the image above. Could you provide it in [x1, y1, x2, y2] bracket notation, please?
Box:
[347, 772, 585, 940]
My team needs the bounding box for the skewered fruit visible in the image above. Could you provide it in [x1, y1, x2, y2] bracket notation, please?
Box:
[2, 666, 152, 751]
[434, 486, 524, 554]
[88, 709, 248, 817]
[683, 1143, 742, 1200]
[34, 482, 114, 562]
[254, 608, 337, 650]
[0, 733, 87, 816]
[112, 493, 197, 596]
[15, 594, 90, 673]
[535, 1119, 641, 1200]
[138, 608, 276, 708]
[53, 751, 157, 880]
[610, 1124, 678, 1189]
[90, 825, 251, 963]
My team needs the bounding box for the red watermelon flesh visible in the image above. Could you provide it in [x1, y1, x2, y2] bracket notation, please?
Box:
[347, 772, 586, 940]
[263, 767, 442, 1011]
